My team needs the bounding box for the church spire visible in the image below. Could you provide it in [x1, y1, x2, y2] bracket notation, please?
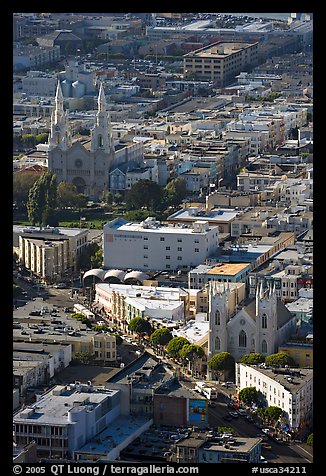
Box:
[259, 280, 264, 299]
[48, 80, 71, 150]
[98, 82, 106, 112]
[54, 80, 64, 117]
[91, 82, 112, 152]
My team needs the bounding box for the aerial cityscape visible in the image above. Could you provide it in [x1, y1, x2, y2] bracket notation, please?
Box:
[12, 12, 313, 467]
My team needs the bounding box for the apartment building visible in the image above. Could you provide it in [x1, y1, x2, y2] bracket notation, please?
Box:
[235, 363, 313, 432]
[15, 225, 88, 283]
[183, 41, 259, 87]
[103, 217, 219, 272]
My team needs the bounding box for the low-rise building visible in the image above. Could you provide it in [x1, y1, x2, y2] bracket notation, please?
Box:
[189, 263, 250, 289]
[13, 329, 116, 364]
[171, 432, 262, 463]
[235, 363, 313, 433]
[94, 283, 187, 329]
[167, 206, 238, 234]
[103, 217, 219, 272]
[13, 383, 151, 461]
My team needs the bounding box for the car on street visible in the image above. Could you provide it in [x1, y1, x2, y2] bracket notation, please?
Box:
[262, 443, 272, 451]
[223, 414, 233, 422]
[228, 411, 239, 418]
[54, 283, 67, 289]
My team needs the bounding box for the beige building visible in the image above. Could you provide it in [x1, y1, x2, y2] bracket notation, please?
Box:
[184, 41, 259, 87]
[13, 330, 116, 364]
[16, 225, 88, 283]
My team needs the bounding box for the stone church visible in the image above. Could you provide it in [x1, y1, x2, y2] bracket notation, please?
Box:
[47, 81, 143, 200]
[207, 281, 296, 364]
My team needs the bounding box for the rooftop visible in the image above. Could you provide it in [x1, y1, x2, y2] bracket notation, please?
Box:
[13, 385, 120, 425]
[76, 415, 151, 455]
[168, 207, 238, 223]
[240, 364, 313, 393]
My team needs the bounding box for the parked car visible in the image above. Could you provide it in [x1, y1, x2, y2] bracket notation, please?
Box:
[228, 411, 239, 418]
[29, 310, 41, 316]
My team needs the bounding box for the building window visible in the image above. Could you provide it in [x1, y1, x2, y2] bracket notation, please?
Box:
[166, 256, 170, 260]
[160, 237, 165, 241]
[239, 330, 247, 347]
[177, 239, 182, 243]
[166, 246, 170, 250]
[215, 336, 220, 350]
[262, 340, 267, 353]
[262, 313, 267, 329]
[177, 247, 182, 251]
[195, 248, 199, 252]
[215, 310, 220, 325]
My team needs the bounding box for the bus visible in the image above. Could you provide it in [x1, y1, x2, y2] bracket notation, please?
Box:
[195, 381, 218, 400]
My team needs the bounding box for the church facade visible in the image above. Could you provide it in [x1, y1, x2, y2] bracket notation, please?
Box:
[207, 281, 296, 365]
[47, 81, 144, 200]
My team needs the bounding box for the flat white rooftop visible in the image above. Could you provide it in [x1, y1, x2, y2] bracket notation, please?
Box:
[168, 207, 239, 222]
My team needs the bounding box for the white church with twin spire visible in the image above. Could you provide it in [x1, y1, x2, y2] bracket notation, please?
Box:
[207, 280, 296, 364]
[47, 81, 143, 200]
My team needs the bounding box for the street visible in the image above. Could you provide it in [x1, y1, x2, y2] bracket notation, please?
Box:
[12, 280, 313, 464]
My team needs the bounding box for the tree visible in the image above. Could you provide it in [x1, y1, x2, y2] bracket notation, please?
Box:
[164, 178, 188, 207]
[238, 387, 259, 405]
[128, 317, 152, 336]
[124, 209, 152, 222]
[13, 172, 39, 211]
[27, 172, 58, 226]
[113, 192, 123, 204]
[306, 433, 313, 447]
[264, 406, 283, 425]
[166, 336, 190, 358]
[35, 132, 49, 144]
[265, 352, 295, 368]
[90, 248, 103, 268]
[208, 352, 235, 380]
[239, 353, 265, 365]
[126, 179, 163, 211]
[217, 426, 234, 435]
[77, 243, 100, 271]
[102, 191, 113, 206]
[179, 344, 205, 361]
[57, 181, 82, 209]
[150, 328, 173, 346]
[73, 352, 95, 364]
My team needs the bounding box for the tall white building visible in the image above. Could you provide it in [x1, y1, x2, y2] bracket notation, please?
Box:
[103, 216, 219, 272]
[235, 363, 313, 432]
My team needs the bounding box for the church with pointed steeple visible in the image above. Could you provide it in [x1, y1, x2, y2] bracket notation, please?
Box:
[47, 81, 115, 200]
[207, 280, 296, 366]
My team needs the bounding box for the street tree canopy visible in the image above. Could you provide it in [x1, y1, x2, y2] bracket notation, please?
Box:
[238, 387, 259, 405]
[166, 336, 190, 357]
[128, 317, 152, 335]
[239, 353, 265, 364]
[208, 352, 235, 371]
[265, 352, 295, 367]
[179, 344, 205, 361]
[150, 328, 173, 346]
